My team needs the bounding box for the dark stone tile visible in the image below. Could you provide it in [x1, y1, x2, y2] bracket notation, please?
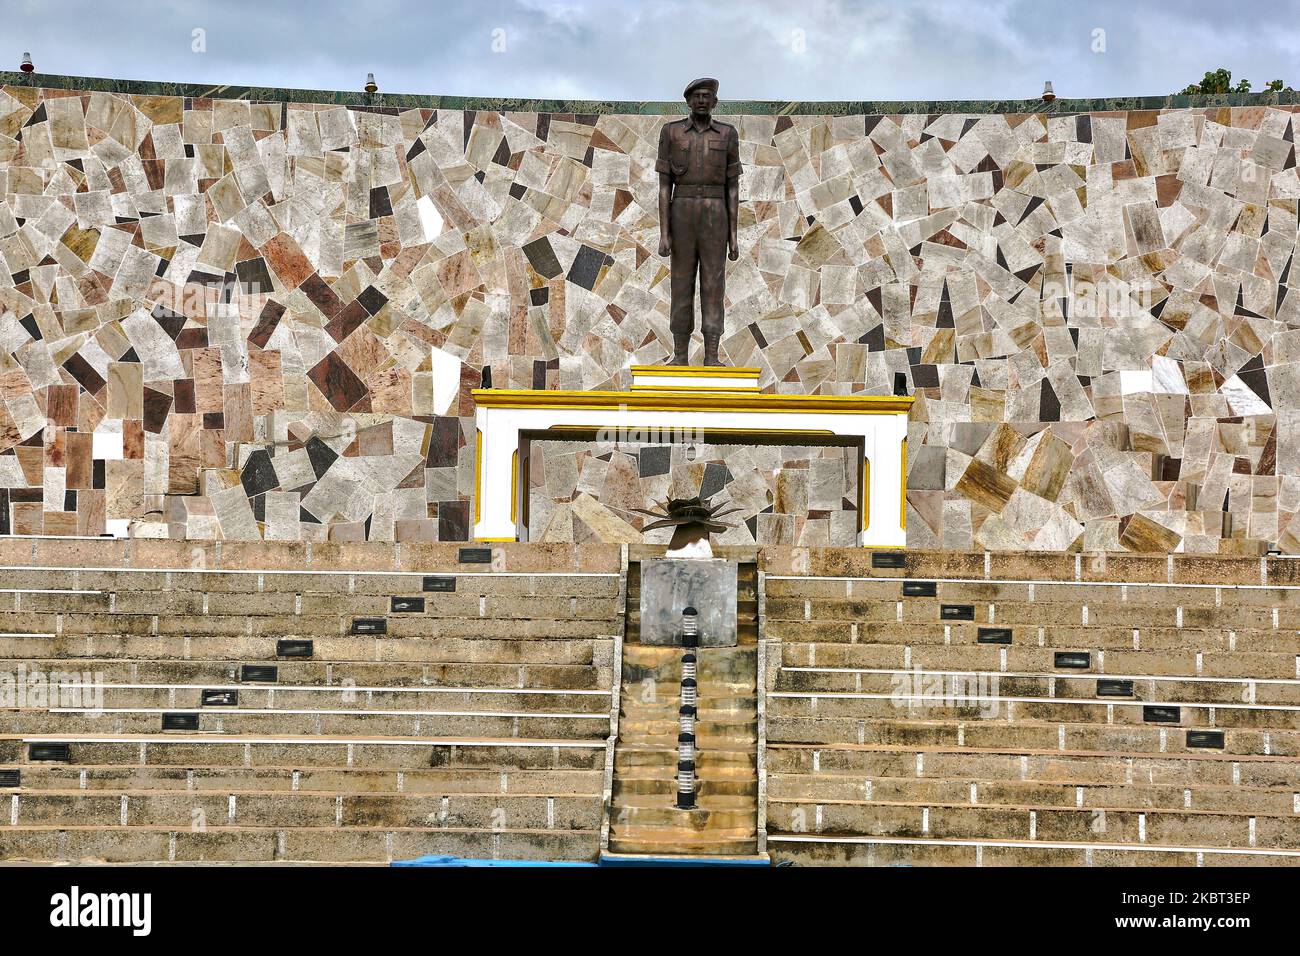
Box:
[529, 286, 549, 306]
[235, 257, 274, 294]
[522, 237, 563, 279]
[19, 314, 40, 340]
[438, 500, 470, 541]
[248, 300, 285, 349]
[357, 285, 388, 315]
[911, 363, 939, 388]
[63, 354, 106, 394]
[568, 244, 608, 291]
[173, 378, 196, 413]
[325, 299, 370, 343]
[203, 412, 225, 429]
[368, 186, 393, 219]
[426, 417, 461, 468]
[307, 352, 368, 412]
[306, 436, 338, 479]
[241, 448, 279, 497]
[639, 445, 671, 477]
[700, 462, 733, 500]
[176, 328, 208, 350]
[1040, 378, 1060, 422]
[299, 272, 343, 318]
[143, 386, 172, 433]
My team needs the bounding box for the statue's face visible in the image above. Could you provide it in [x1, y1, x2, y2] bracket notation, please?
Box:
[688, 88, 715, 116]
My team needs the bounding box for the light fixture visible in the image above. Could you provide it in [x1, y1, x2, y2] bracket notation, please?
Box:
[1041, 80, 1056, 102]
[684, 444, 697, 461]
[365, 72, 378, 93]
[20, 52, 34, 73]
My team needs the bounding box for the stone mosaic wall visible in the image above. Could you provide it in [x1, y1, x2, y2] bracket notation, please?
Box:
[0, 78, 1296, 551]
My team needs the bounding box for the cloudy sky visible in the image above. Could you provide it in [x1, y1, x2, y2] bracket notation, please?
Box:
[5, 0, 1299, 102]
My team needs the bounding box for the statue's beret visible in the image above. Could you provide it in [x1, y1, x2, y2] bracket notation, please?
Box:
[683, 77, 719, 99]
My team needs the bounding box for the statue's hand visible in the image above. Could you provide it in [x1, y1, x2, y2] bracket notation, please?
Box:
[728, 239, 739, 261]
[658, 235, 671, 258]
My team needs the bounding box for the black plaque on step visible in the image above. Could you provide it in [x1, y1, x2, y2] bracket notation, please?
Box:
[977, 627, 1013, 644]
[1143, 705, 1181, 724]
[240, 664, 278, 683]
[276, 639, 313, 658]
[351, 617, 388, 635]
[458, 547, 492, 564]
[1187, 730, 1225, 749]
[902, 580, 937, 597]
[940, 604, 975, 621]
[0, 770, 20, 787]
[871, 552, 906, 569]
[423, 575, 456, 592]
[1053, 651, 1091, 669]
[162, 712, 200, 731]
[1097, 679, 1134, 697]
[391, 596, 425, 613]
[28, 744, 70, 762]
[201, 689, 238, 706]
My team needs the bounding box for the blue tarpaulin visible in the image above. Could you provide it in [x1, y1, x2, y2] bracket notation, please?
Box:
[393, 854, 770, 867]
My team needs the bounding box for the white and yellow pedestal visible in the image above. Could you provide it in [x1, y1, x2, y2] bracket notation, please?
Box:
[471, 366, 912, 547]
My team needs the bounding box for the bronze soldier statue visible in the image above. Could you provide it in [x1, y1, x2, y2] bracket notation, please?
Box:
[656, 77, 740, 366]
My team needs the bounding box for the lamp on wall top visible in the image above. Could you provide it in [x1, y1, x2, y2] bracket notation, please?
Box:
[20, 53, 34, 73]
[365, 72, 378, 93]
[1041, 81, 1056, 102]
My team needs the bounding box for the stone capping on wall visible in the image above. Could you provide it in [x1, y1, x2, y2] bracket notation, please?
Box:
[3, 70, 1298, 114]
[3, 536, 1299, 587]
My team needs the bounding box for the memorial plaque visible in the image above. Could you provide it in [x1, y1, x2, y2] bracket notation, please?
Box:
[423, 575, 456, 592]
[1097, 679, 1134, 697]
[872, 552, 906, 569]
[276, 639, 313, 658]
[351, 617, 388, 635]
[977, 627, 1012, 644]
[162, 713, 200, 731]
[1186, 730, 1224, 749]
[391, 596, 425, 613]
[902, 580, 937, 597]
[241, 664, 278, 683]
[639, 559, 738, 646]
[1143, 705, 1181, 724]
[1054, 651, 1091, 669]
[29, 744, 70, 762]
[0, 770, 19, 787]
[458, 547, 492, 564]
[940, 604, 974, 621]
[201, 689, 239, 706]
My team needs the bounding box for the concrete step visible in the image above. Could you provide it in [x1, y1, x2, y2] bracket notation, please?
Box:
[767, 773, 1300, 813]
[767, 834, 1300, 867]
[766, 798, 1300, 848]
[0, 824, 600, 863]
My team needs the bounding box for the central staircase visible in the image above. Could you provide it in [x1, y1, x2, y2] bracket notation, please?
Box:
[608, 644, 759, 855]
[604, 557, 762, 858]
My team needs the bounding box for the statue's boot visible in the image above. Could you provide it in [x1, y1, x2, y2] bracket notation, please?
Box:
[703, 334, 724, 366]
[670, 333, 691, 366]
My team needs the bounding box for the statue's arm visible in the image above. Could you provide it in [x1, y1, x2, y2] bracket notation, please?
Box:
[655, 124, 673, 257]
[726, 126, 741, 258]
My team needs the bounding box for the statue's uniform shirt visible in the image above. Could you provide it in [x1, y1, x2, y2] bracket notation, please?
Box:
[655, 117, 742, 187]
[656, 117, 741, 345]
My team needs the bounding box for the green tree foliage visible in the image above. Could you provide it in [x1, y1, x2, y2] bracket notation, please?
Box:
[1179, 69, 1292, 95]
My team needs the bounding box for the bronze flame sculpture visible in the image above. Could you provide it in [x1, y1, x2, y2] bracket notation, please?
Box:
[632, 495, 741, 551]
